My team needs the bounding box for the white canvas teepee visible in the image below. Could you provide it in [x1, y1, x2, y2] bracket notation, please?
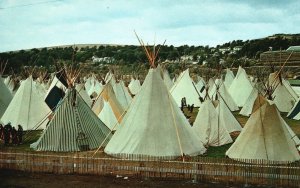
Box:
[208, 79, 239, 111]
[269, 72, 298, 112]
[0, 76, 13, 118]
[92, 81, 125, 131]
[112, 80, 132, 110]
[163, 69, 174, 90]
[170, 69, 202, 107]
[1, 76, 51, 130]
[215, 99, 242, 133]
[239, 87, 259, 116]
[224, 68, 235, 90]
[31, 89, 111, 152]
[105, 68, 206, 159]
[128, 77, 141, 95]
[75, 83, 93, 107]
[192, 99, 233, 147]
[228, 66, 253, 107]
[226, 100, 300, 163]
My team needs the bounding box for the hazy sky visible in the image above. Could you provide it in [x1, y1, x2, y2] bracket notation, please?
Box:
[0, 0, 299, 52]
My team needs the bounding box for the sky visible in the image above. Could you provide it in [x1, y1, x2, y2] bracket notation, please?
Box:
[0, 0, 299, 52]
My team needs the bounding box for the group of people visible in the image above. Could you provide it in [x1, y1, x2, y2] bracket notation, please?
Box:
[180, 97, 194, 113]
[0, 123, 23, 145]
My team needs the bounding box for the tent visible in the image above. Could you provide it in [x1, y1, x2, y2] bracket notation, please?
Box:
[192, 99, 233, 146]
[0, 76, 13, 118]
[75, 83, 93, 107]
[31, 88, 111, 152]
[92, 81, 125, 131]
[224, 68, 235, 90]
[208, 79, 239, 111]
[226, 100, 300, 163]
[112, 80, 132, 110]
[163, 69, 174, 90]
[228, 66, 253, 107]
[239, 88, 259, 116]
[269, 72, 298, 112]
[170, 69, 202, 107]
[215, 99, 242, 133]
[128, 77, 141, 95]
[1, 76, 51, 130]
[105, 68, 206, 159]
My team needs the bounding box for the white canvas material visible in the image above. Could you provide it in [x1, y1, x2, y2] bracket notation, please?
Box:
[269, 72, 298, 112]
[209, 79, 239, 111]
[0, 77, 13, 118]
[226, 101, 300, 163]
[224, 68, 235, 90]
[92, 81, 125, 131]
[163, 69, 174, 90]
[128, 78, 141, 95]
[170, 69, 202, 107]
[228, 66, 253, 107]
[1, 76, 51, 130]
[75, 84, 93, 107]
[215, 99, 242, 133]
[112, 80, 132, 110]
[105, 68, 206, 159]
[193, 99, 233, 146]
[239, 88, 259, 116]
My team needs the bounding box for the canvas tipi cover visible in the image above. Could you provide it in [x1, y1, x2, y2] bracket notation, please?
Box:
[112, 80, 132, 110]
[31, 89, 111, 152]
[1, 76, 50, 130]
[75, 84, 93, 107]
[105, 68, 206, 159]
[208, 79, 239, 111]
[269, 72, 298, 112]
[228, 66, 253, 107]
[226, 101, 300, 163]
[170, 69, 202, 107]
[128, 77, 141, 95]
[224, 68, 235, 90]
[92, 81, 125, 131]
[192, 99, 233, 146]
[0, 77, 13, 118]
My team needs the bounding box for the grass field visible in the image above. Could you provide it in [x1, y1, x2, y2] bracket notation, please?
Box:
[0, 107, 299, 158]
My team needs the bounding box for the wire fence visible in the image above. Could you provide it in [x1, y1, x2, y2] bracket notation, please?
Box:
[0, 152, 299, 187]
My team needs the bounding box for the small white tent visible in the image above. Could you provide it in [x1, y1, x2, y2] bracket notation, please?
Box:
[192, 99, 233, 146]
[224, 68, 235, 90]
[128, 77, 141, 95]
[0, 76, 13, 118]
[170, 69, 202, 107]
[112, 80, 132, 110]
[226, 100, 300, 163]
[228, 66, 253, 107]
[1, 76, 51, 130]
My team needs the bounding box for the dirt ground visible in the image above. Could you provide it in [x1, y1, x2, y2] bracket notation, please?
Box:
[0, 169, 267, 188]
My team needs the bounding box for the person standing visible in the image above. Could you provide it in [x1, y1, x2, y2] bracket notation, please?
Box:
[17, 125, 23, 145]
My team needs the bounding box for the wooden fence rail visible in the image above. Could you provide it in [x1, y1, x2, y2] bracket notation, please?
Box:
[0, 152, 299, 187]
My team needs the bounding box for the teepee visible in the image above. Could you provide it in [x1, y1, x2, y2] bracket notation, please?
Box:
[226, 100, 300, 163]
[105, 36, 206, 159]
[224, 68, 235, 90]
[208, 79, 239, 111]
[112, 80, 132, 110]
[1, 76, 51, 130]
[192, 99, 233, 147]
[239, 87, 259, 116]
[269, 72, 298, 112]
[170, 69, 202, 107]
[163, 68, 174, 90]
[92, 81, 125, 131]
[0, 62, 13, 118]
[75, 83, 93, 107]
[228, 66, 253, 107]
[31, 68, 111, 152]
[128, 77, 141, 95]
